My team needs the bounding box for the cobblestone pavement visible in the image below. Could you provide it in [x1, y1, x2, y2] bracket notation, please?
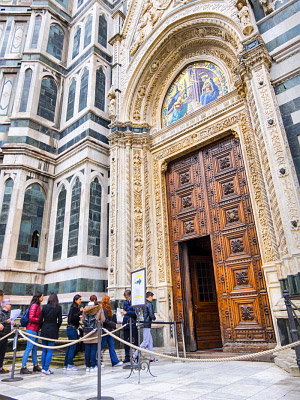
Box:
[0, 359, 299, 400]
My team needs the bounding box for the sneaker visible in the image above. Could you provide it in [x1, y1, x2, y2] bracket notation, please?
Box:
[101, 364, 104, 369]
[67, 365, 78, 371]
[33, 365, 42, 373]
[123, 358, 130, 363]
[86, 367, 90, 372]
[0, 367, 9, 374]
[20, 367, 32, 375]
[41, 369, 47, 375]
[47, 369, 54, 375]
[90, 366, 97, 372]
[150, 359, 158, 363]
[63, 366, 67, 370]
[113, 361, 123, 367]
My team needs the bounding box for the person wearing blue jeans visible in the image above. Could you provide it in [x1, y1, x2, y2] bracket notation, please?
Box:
[85, 343, 97, 369]
[41, 340, 55, 372]
[22, 330, 39, 368]
[101, 335, 119, 366]
[63, 295, 83, 371]
[39, 293, 62, 375]
[64, 327, 78, 369]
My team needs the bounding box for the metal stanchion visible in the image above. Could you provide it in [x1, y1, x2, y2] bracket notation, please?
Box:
[173, 321, 179, 359]
[180, 321, 187, 359]
[2, 325, 23, 382]
[87, 321, 114, 400]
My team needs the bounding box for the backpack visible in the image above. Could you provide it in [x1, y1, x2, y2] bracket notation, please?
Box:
[83, 314, 97, 333]
[20, 308, 30, 327]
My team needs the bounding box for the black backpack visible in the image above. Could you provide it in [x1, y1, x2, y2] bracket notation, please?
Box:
[83, 314, 96, 333]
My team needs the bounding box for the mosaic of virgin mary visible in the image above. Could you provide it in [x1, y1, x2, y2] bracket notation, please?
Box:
[162, 61, 228, 128]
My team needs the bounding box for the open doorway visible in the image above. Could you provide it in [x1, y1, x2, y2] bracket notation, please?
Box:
[181, 236, 222, 350]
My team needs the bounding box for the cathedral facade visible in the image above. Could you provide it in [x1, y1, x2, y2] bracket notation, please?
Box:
[1, 0, 300, 351]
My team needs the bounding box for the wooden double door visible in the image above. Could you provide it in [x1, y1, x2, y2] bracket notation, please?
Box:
[166, 136, 275, 351]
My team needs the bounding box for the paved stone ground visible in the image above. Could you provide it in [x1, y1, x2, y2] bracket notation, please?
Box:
[0, 359, 299, 400]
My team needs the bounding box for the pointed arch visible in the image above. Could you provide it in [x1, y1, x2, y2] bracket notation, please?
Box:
[87, 177, 102, 256]
[66, 78, 76, 121]
[31, 15, 42, 48]
[16, 183, 45, 262]
[0, 178, 13, 258]
[72, 26, 81, 59]
[37, 76, 57, 122]
[98, 14, 107, 48]
[53, 185, 67, 261]
[84, 15, 93, 48]
[46, 23, 64, 61]
[78, 68, 89, 112]
[95, 67, 105, 111]
[67, 177, 81, 258]
[19, 68, 32, 112]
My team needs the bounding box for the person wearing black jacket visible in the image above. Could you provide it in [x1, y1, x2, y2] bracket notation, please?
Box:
[121, 289, 138, 363]
[63, 294, 83, 371]
[39, 293, 62, 375]
[133, 291, 156, 362]
[0, 298, 15, 374]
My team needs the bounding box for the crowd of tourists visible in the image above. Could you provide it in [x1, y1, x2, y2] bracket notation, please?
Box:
[0, 289, 156, 376]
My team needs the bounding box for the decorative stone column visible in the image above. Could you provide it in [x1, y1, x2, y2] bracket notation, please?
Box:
[236, 38, 300, 340]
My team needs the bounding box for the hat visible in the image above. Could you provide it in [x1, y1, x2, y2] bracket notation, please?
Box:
[88, 301, 95, 306]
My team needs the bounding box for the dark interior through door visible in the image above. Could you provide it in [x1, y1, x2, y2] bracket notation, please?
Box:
[188, 236, 222, 350]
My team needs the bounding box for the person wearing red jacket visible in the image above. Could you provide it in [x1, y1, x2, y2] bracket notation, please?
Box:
[20, 292, 43, 374]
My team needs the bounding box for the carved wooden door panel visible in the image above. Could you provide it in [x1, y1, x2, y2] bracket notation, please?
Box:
[166, 135, 275, 351]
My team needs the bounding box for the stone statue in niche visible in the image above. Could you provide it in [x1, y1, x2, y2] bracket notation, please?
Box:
[108, 86, 117, 121]
[258, 0, 275, 15]
[130, 0, 172, 56]
[236, 0, 254, 36]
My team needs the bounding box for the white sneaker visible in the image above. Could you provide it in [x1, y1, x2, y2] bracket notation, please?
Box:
[113, 362, 123, 367]
[67, 365, 78, 371]
[86, 367, 90, 372]
[41, 369, 47, 375]
[63, 366, 67, 370]
[47, 369, 54, 375]
[101, 364, 104, 369]
[90, 366, 97, 372]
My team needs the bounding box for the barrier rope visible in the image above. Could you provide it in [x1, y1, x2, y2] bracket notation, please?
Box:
[22, 323, 127, 342]
[0, 331, 15, 342]
[103, 328, 300, 363]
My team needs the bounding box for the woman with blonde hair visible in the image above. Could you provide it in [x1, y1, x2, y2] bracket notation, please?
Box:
[101, 296, 123, 367]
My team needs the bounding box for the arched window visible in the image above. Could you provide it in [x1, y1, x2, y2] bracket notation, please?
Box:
[0, 179, 13, 258]
[87, 177, 101, 256]
[66, 79, 76, 121]
[78, 68, 89, 112]
[46, 24, 64, 61]
[31, 16, 42, 48]
[67, 178, 81, 258]
[72, 26, 81, 59]
[53, 186, 66, 261]
[31, 230, 40, 248]
[37, 76, 57, 122]
[98, 15, 107, 48]
[95, 68, 105, 111]
[19, 69, 32, 112]
[84, 16, 92, 48]
[16, 184, 45, 262]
